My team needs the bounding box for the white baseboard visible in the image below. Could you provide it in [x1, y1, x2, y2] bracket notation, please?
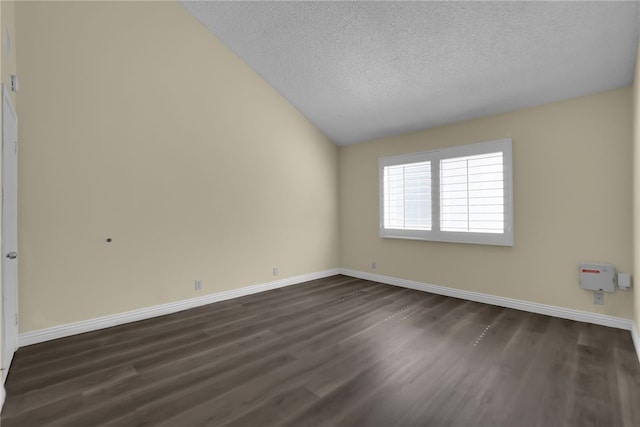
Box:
[632, 323, 640, 365]
[340, 269, 633, 331]
[17, 267, 639, 358]
[19, 268, 340, 347]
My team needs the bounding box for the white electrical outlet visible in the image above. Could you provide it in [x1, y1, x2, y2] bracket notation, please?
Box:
[273, 267, 278, 276]
[195, 280, 202, 291]
[594, 291, 604, 305]
[371, 261, 377, 270]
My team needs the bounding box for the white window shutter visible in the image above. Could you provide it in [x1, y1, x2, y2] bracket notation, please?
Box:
[383, 161, 431, 231]
[440, 152, 505, 233]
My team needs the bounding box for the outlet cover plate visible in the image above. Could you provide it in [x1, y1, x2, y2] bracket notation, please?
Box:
[594, 291, 604, 305]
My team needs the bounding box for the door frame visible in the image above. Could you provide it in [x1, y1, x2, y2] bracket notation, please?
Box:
[1, 82, 18, 385]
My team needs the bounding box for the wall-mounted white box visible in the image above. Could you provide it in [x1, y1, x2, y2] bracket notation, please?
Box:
[579, 263, 616, 292]
[618, 273, 631, 290]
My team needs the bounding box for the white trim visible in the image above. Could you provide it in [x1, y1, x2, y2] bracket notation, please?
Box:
[340, 269, 633, 330]
[632, 322, 640, 365]
[2, 83, 19, 387]
[19, 269, 339, 347]
[0, 385, 4, 413]
[16, 267, 640, 364]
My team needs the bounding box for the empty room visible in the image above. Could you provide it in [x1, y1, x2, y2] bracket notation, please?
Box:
[1, 0, 640, 425]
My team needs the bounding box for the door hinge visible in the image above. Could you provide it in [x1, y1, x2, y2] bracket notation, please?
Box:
[15, 313, 18, 326]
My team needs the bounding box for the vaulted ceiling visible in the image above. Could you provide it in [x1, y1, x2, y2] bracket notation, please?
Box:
[180, 1, 640, 146]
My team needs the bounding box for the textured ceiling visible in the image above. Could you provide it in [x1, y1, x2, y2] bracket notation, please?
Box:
[180, 1, 640, 146]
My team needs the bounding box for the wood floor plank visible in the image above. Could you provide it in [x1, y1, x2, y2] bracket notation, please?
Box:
[1, 364, 138, 418]
[3, 274, 640, 426]
[218, 387, 319, 427]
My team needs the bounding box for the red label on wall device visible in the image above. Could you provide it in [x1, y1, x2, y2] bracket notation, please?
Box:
[582, 269, 600, 274]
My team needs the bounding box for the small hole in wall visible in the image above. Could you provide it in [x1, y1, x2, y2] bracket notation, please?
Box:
[106, 238, 112, 243]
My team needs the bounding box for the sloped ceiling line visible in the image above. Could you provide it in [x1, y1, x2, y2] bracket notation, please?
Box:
[180, 1, 640, 146]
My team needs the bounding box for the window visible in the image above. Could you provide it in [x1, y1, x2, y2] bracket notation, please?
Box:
[379, 139, 513, 246]
[383, 160, 431, 231]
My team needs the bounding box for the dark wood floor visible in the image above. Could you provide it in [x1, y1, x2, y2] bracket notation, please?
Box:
[2, 275, 640, 426]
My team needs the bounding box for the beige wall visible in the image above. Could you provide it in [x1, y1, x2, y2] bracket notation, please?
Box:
[633, 39, 640, 332]
[16, 1, 339, 332]
[341, 88, 634, 318]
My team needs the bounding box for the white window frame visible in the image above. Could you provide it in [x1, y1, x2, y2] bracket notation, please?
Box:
[379, 138, 513, 246]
